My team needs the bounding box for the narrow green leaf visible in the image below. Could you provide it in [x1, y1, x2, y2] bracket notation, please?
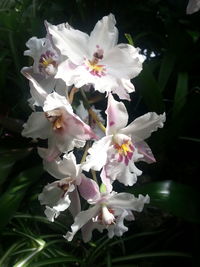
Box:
[129, 180, 200, 223]
[0, 241, 25, 266]
[172, 72, 188, 118]
[0, 148, 32, 185]
[136, 63, 164, 113]
[30, 257, 80, 267]
[125, 33, 134, 45]
[158, 52, 176, 93]
[112, 251, 192, 263]
[0, 165, 43, 229]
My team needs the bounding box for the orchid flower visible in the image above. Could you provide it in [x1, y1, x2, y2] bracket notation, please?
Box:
[82, 94, 165, 188]
[64, 176, 149, 242]
[22, 22, 71, 108]
[22, 74, 97, 161]
[38, 152, 83, 221]
[47, 14, 145, 100]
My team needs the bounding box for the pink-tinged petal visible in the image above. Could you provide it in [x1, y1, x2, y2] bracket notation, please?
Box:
[89, 14, 118, 55]
[78, 175, 100, 203]
[21, 71, 48, 106]
[106, 94, 128, 135]
[100, 167, 113, 193]
[22, 112, 51, 139]
[47, 21, 89, 65]
[82, 136, 112, 172]
[108, 193, 150, 211]
[68, 187, 81, 218]
[64, 205, 100, 241]
[119, 112, 166, 141]
[135, 141, 156, 164]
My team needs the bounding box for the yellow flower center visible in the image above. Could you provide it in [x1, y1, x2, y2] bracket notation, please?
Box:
[114, 140, 134, 166]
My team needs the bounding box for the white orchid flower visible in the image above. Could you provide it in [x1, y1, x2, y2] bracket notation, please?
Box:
[82, 94, 165, 188]
[22, 74, 97, 161]
[64, 176, 149, 242]
[47, 14, 145, 100]
[22, 22, 70, 107]
[38, 152, 83, 221]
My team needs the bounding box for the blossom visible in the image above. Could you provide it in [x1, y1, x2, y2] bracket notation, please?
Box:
[47, 14, 145, 100]
[186, 0, 200, 14]
[38, 152, 82, 221]
[64, 176, 150, 242]
[22, 22, 70, 107]
[82, 94, 165, 188]
[22, 74, 97, 161]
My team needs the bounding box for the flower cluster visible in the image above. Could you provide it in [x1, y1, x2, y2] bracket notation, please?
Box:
[21, 14, 165, 242]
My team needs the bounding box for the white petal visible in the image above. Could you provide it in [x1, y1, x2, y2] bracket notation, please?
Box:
[111, 79, 135, 101]
[108, 193, 150, 211]
[105, 159, 142, 187]
[44, 206, 60, 222]
[68, 188, 81, 218]
[106, 94, 128, 135]
[186, 0, 200, 14]
[41, 152, 79, 179]
[64, 205, 100, 241]
[21, 70, 48, 106]
[102, 44, 144, 79]
[48, 22, 89, 65]
[43, 92, 73, 113]
[22, 112, 51, 139]
[89, 14, 118, 54]
[120, 112, 166, 141]
[82, 136, 112, 172]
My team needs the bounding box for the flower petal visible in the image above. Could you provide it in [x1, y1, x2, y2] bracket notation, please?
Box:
[89, 14, 118, 54]
[108, 193, 150, 211]
[78, 175, 100, 203]
[68, 188, 81, 218]
[135, 140, 156, 164]
[120, 112, 166, 141]
[22, 112, 51, 139]
[82, 136, 112, 172]
[47, 21, 89, 65]
[64, 205, 100, 241]
[21, 71, 48, 106]
[106, 94, 128, 135]
[102, 44, 145, 79]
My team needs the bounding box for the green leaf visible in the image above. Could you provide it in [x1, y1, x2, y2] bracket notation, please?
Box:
[0, 165, 43, 230]
[112, 251, 192, 263]
[30, 257, 80, 267]
[158, 52, 176, 93]
[136, 63, 164, 113]
[125, 33, 134, 45]
[172, 72, 188, 118]
[0, 148, 32, 185]
[129, 180, 200, 223]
